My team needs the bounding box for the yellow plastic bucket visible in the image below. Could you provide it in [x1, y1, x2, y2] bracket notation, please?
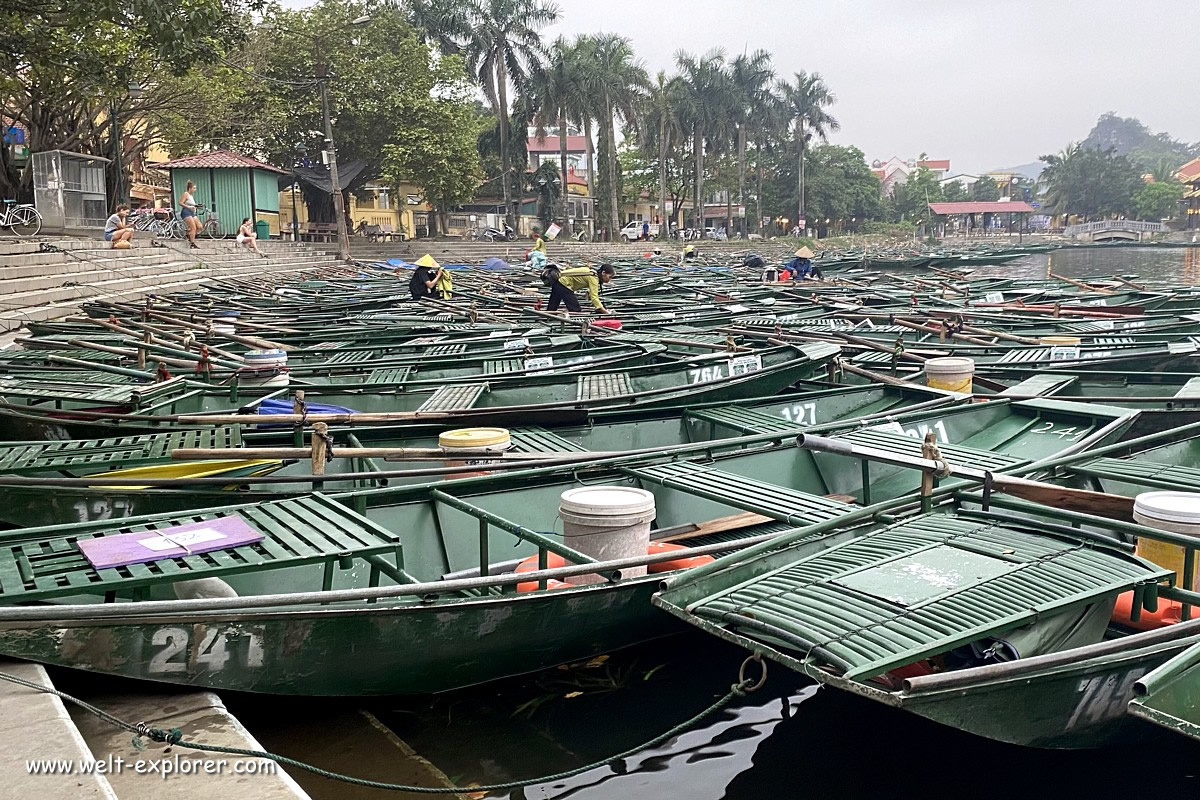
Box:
[1133, 492, 1200, 592]
[924, 357, 975, 393]
[439, 428, 511, 479]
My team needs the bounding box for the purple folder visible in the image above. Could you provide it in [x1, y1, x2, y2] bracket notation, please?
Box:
[77, 516, 264, 570]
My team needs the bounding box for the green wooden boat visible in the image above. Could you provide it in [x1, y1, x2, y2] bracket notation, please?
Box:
[0, 343, 839, 439]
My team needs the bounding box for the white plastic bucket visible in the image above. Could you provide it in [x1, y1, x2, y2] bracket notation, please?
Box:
[559, 486, 656, 585]
[239, 369, 289, 387]
[924, 356, 975, 393]
[439, 428, 511, 479]
[244, 349, 288, 369]
[1133, 491, 1200, 591]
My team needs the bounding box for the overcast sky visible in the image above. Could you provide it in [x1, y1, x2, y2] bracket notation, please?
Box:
[291, 0, 1200, 175]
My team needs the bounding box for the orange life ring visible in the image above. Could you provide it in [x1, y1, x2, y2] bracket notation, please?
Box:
[646, 541, 716, 573]
[515, 552, 570, 592]
[1112, 590, 1189, 631]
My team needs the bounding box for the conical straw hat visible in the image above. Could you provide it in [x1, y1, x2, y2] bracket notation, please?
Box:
[794, 246, 814, 258]
[414, 254, 440, 269]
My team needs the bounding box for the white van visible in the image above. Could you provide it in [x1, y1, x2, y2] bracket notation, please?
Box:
[619, 221, 658, 242]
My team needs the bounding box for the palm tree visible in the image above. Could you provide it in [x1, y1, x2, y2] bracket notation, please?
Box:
[676, 49, 734, 234]
[1039, 143, 1082, 218]
[642, 71, 690, 236]
[583, 33, 649, 238]
[462, 0, 560, 229]
[531, 36, 582, 235]
[778, 71, 838, 234]
[730, 50, 774, 236]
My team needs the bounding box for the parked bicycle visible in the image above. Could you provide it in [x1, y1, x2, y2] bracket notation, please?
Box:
[195, 205, 223, 239]
[0, 199, 42, 237]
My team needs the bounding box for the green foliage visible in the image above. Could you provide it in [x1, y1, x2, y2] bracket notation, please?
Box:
[798, 145, 882, 223]
[890, 166, 944, 223]
[942, 181, 968, 202]
[524, 160, 561, 228]
[1039, 144, 1143, 219]
[1132, 180, 1185, 221]
[969, 177, 1001, 201]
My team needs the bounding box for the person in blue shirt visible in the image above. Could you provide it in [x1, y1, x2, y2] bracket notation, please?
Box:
[785, 246, 822, 280]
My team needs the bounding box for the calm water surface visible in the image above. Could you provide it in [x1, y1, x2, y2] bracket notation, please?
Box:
[234, 244, 1200, 799]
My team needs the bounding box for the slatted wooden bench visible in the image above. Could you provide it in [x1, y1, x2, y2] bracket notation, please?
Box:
[1070, 457, 1200, 493]
[686, 406, 807, 435]
[577, 373, 632, 401]
[508, 427, 589, 454]
[839, 428, 1023, 473]
[366, 366, 413, 384]
[417, 383, 487, 412]
[0, 428, 242, 475]
[626, 461, 851, 527]
[0, 494, 407, 603]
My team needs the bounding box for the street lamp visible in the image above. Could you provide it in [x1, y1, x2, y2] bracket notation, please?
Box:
[110, 82, 143, 209]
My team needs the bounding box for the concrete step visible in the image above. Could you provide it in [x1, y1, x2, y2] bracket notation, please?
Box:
[0, 259, 342, 330]
[0, 658, 118, 799]
[0, 255, 180, 286]
[71, 689, 310, 799]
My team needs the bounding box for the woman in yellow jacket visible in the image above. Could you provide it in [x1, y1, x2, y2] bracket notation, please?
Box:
[548, 264, 615, 313]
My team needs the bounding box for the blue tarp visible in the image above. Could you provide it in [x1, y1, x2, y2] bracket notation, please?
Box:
[257, 398, 359, 416]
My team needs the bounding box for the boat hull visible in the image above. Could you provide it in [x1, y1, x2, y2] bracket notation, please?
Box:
[0, 579, 675, 695]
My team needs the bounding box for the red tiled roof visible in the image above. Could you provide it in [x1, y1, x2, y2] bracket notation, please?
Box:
[527, 135, 589, 153]
[929, 201, 1035, 215]
[158, 149, 287, 174]
[872, 169, 886, 180]
[918, 159, 951, 171]
[566, 168, 587, 187]
[1177, 158, 1200, 182]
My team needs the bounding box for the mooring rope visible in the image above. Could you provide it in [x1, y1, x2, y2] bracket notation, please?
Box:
[0, 655, 766, 793]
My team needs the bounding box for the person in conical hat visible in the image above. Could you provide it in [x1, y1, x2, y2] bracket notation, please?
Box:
[785, 246, 822, 281]
[410, 254, 451, 300]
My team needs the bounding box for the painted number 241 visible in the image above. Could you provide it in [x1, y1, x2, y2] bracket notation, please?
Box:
[148, 626, 264, 674]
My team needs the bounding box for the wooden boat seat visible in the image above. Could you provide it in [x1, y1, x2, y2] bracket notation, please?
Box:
[839, 428, 1023, 473]
[326, 350, 378, 364]
[685, 406, 807, 435]
[426, 344, 467, 357]
[627, 461, 851, 526]
[484, 359, 522, 374]
[577, 373, 632, 401]
[999, 374, 1078, 397]
[1070, 457, 1200, 493]
[0, 428, 242, 475]
[417, 383, 487, 412]
[365, 366, 413, 384]
[0, 494, 404, 603]
[675, 513, 1170, 679]
[1174, 377, 1200, 399]
[507, 427, 589, 454]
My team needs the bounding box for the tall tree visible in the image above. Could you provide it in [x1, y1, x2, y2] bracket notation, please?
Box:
[970, 176, 1001, 201]
[675, 49, 733, 231]
[1040, 144, 1142, 220]
[778, 71, 838, 233]
[730, 50, 774, 236]
[531, 36, 580, 234]
[461, 0, 559, 229]
[584, 33, 648, 236]
[642, 71, 690, 234]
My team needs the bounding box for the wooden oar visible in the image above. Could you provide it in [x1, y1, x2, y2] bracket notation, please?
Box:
[1050, 272, 1116, 295]
[796, 433, 1134, 521]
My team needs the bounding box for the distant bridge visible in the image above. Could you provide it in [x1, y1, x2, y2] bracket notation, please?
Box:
[1063, 219, 1167, 241]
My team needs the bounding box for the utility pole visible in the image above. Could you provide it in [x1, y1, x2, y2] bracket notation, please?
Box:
[316, 56, 350, 262]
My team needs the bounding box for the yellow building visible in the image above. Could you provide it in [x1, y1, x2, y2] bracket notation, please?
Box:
[279, 181, 433, 240]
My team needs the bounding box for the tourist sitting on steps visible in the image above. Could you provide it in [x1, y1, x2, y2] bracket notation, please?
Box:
[545, 264, 615, 314]
[236, 218, 268, 258]
[104, 205, 134, 248]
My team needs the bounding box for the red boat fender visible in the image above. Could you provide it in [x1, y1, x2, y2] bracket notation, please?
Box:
[1112, 590, 1187, 631]
[646, 541, 716, 573]
[592, 319, 622, 330]
[514, 552, 570, 592]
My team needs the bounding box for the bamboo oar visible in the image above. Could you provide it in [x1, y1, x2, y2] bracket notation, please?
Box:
[796, 433, 1134, 521]
[1050, 272, 1116, 294]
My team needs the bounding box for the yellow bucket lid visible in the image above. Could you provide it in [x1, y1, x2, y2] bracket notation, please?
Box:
[439, 427, 511, 449]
